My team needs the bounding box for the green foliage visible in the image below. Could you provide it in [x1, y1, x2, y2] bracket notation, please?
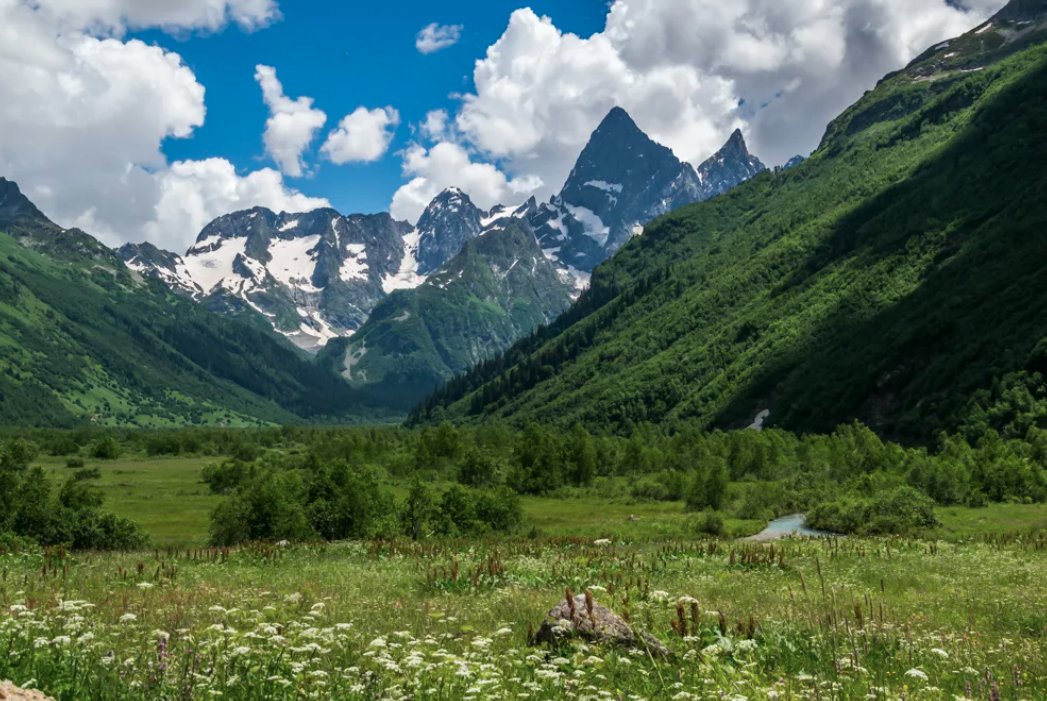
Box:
[808, 486, 941, 535]
[1, 438, 37, 471]
[0, 440, 147, 550]
[433, 484, 524, 536]
[688, 510, 726, 536]
[90, 435, 121, 460]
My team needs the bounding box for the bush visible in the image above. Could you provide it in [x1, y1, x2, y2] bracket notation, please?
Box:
[201, 460, 253, 495]
[145, 433, 182, 457]
[434, 484, 524, 536]
[688, 511, 726, 536]
[1, 439, 38, 471]
[90, 436, 121, 460]
[65, 456, 86, 469]
[73, 467, 102, 481]
[808, 486, 940, 535]
[49, 436, 81, 457]
[630, 476, 672, 502]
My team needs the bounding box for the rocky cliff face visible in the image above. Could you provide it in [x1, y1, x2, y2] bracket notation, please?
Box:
[527, 109, 767, 276]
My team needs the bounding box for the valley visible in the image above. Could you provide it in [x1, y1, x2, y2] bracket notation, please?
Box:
[4, 1, 1047, 700]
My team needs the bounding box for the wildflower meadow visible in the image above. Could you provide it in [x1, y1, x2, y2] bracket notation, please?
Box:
[2, 534, 1046, 700]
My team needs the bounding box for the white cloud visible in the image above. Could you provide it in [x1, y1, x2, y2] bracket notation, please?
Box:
[0, 0, 328, 252]
[255, 65, 327, 177]
[145, 159, 328, 249]
[321, 107, 400, 164]
[416, 22, 463, 54]
[410, 0, 1006, 209]
[389, 142, 542, 223]
[24, 0, 280, 34]
[419, 109, 451, 141]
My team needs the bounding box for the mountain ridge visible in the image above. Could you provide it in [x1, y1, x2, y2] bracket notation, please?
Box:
[410, 7, 1047, 441]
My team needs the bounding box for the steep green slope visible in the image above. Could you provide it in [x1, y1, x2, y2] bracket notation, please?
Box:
[413, 13, 1047, 441]
[318, 221, 571, 409]
[0, 191, 393, 427]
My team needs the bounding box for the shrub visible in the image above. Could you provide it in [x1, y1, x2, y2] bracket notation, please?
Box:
[808, 486, 940, 535]
[49, 436, 80, 457]
[434, 484, 523, 536]
[65, 456, 86, 469]
[73, 467, 102, 481]
[1, 439, 38, 471]
[89, 436, 121, 460]
[688, 511, 726, 536]
[144, 433, 182, 457]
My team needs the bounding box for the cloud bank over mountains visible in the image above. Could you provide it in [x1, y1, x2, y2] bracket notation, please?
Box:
[0, 0, 1008, 248]
[390, 0, 1008, 222]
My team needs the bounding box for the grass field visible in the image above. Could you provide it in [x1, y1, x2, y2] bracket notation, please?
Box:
[3, 530, 1047, 699]
[36, 454, 1047, 547]
[38, 455, 771, 547]
[5, 452, 1047, 700]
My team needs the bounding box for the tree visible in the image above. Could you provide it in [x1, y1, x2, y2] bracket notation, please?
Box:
[567, 424, 597, 486]
[90, 436, 121, 460]
[1, 439, 38, 472]
[402, 476, 435, 540]
[459, 447, 497, 488]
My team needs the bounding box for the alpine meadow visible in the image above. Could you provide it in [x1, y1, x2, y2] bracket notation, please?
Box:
[4, 1, 1047, 700]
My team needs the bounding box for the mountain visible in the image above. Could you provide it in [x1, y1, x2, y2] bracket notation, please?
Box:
[783, 156, 806, 171]
[529, 108, 765, 274]
[415, 188, 486, 274]
[317, 219, 572, 408]
[695, 129, 767, 199]
[411, 0, 1047, 442]
[118, 242, 202, 296]
[124, 208, 418, 352]
[312, 112, 769, 408]
[1, 178, 122, 267]
[0, 179, 393, 427]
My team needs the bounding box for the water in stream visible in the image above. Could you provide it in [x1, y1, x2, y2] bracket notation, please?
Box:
[754, 514, 833, 539]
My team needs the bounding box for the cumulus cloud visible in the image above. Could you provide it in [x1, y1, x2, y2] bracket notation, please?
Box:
[395, 0, 1006, 213]
[145, 159, 328, 248]
[416, 22, 463, 54]
[389, 142, 542, 223]
[0, 0, 327, 252]
[255, 65, 327, 177]
[419, 109, 451, 141]
[321, 107, 400, 164]
[24, 0, 280, 34]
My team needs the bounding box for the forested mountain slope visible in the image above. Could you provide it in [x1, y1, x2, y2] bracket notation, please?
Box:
[317, 220, 572, 408]
[0, 180, 392, 427]
[413, 5, 1047, 442]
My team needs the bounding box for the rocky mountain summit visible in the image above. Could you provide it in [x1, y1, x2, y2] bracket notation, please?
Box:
[122, 108, 767, 357]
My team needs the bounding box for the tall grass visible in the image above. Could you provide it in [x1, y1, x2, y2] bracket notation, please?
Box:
[2, 533, 1047, 699]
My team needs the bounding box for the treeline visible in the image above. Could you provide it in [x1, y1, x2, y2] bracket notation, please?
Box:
[6, 416, 1047, 549]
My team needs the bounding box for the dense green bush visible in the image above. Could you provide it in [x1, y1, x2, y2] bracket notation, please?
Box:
[0, 450, 146, 550]
[90, 436, 120, 460]
[808, 487, 940, 535]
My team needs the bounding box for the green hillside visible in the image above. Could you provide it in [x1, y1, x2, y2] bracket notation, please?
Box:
[413, 15, 1047, 441]
[318, 220, 571, 409]
[0, 187, 394, 427]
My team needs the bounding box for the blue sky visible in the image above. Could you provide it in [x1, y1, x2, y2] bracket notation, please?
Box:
[131, 1, 609, 217]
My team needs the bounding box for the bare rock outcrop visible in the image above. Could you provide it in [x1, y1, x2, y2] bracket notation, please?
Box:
[0, 682, 55, 701]
[531, 590, 670, 658]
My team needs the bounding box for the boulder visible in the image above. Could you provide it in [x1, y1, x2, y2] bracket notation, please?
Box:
[0, 682, 55, 701]
[532, 592, 670, 658]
